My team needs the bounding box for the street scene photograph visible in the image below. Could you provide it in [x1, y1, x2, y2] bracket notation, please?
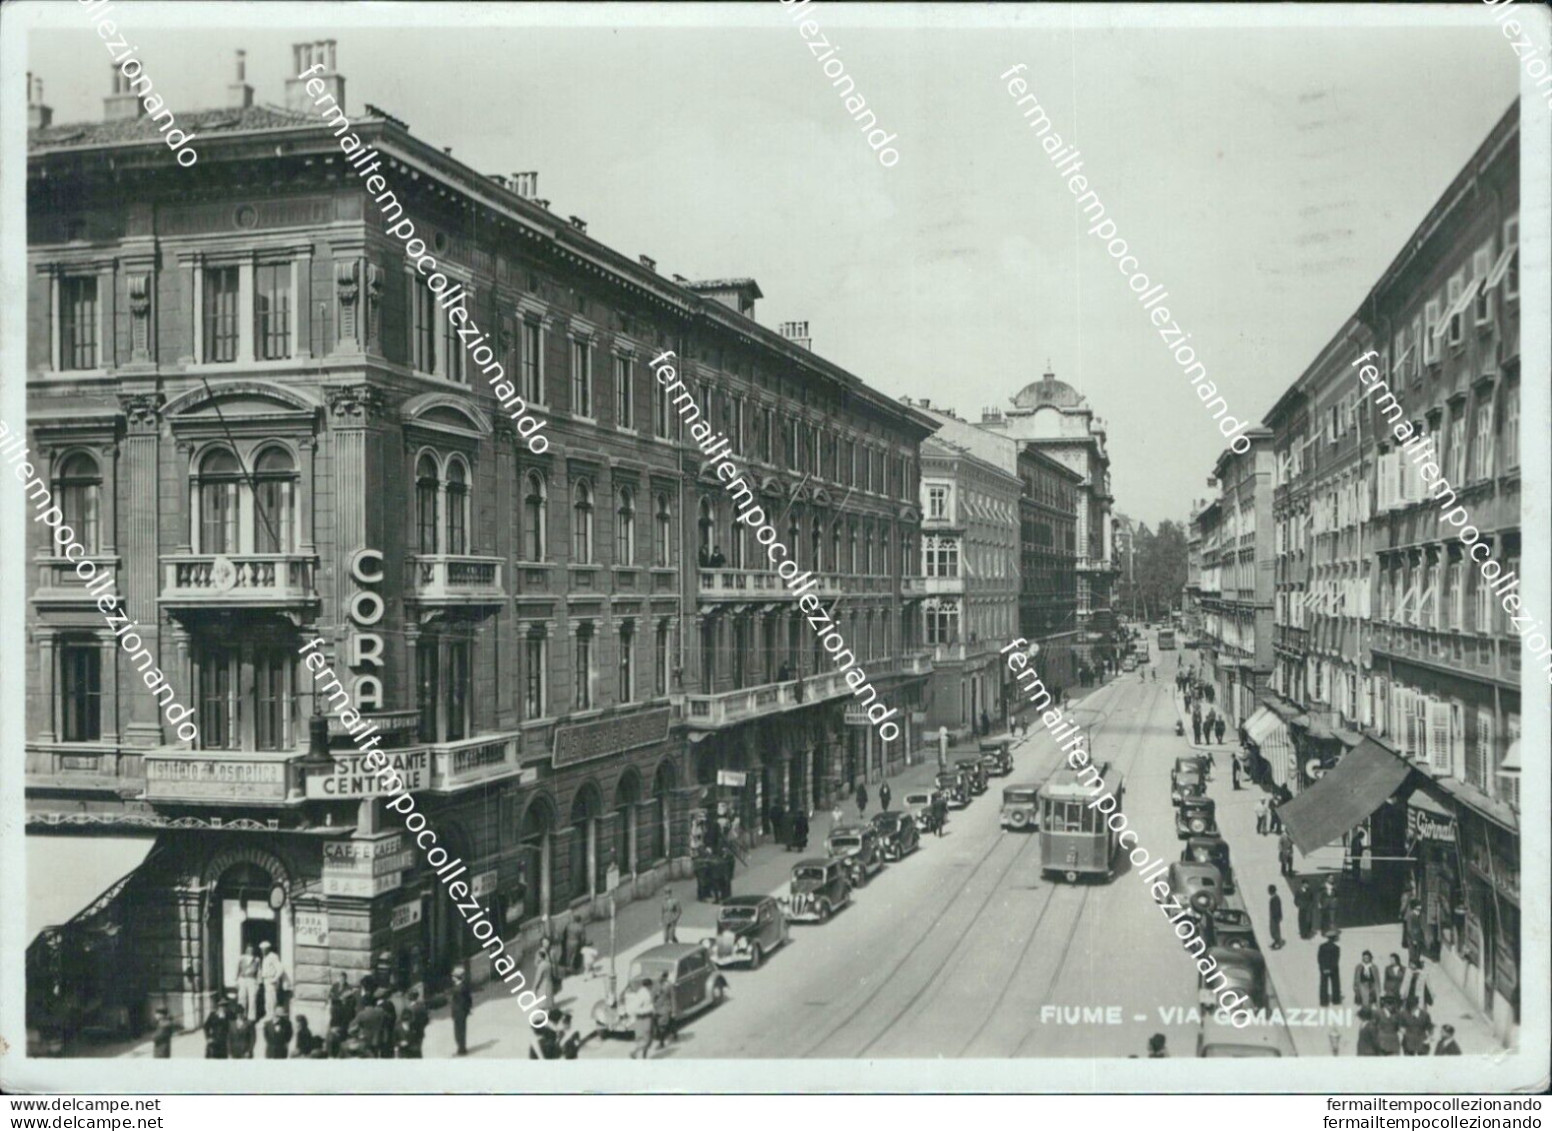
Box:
[2, 0, 1546, 1097]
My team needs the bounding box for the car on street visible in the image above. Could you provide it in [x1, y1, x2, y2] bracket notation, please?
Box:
[954, 758, 989, 795]
[1122, 655, 1137, 672]
[1177, 797, 1219, 839]
[979, 740, 1014, 776]
[593, 944, 727, 1037]
[826, 824, 885, 884]
[1171, 771, 1205, 805]
[1208, 906, 1258, 951]
[1000, 783, 1041, 831]
[1173, 755, 1212, 783]
[1181, 835, 1235, 894]
[869, 810, 921, 860]
[935, 770, 970, 808]
[783, 857, 852, 923]
[1202, 945, 1268, 1012]
[903, 789, 944, 832]
[1195, 1015, 1288, 1057]
[708, 895, 790, 970]
[1164, 861, 1224, 914]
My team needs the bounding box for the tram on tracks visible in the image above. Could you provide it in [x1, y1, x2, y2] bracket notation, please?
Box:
[1039, 761, 1126, 883]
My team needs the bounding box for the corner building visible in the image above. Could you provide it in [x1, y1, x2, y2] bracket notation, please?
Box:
[22, 46, 933, 1040]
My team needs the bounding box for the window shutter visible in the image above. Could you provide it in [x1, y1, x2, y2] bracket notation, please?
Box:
[1428, 701, 1451, 773]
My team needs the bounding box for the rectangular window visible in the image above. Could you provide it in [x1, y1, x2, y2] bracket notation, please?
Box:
[200, 480, 238, 555]
[524, 635, 546, 719]
[1474, 399, 1494, 481]
[1504, 384, 1519, 469]
[1409, 315, 1423, 382]
[762, 408, 775, 464]
[446, 640, 470, 742]
[417, 644, 440, 742]
[58, 642, 102, 743]
[571, 340, 592, 417]
[614, 356, 633, 429]
[619, 625, 634, 703]
[443, 307, 466, 384]
[1473, 245, 1494, 325]
[1448, 560, 1464, 631]
[522, 321, 543, 402]
[254, 264, 292, 360]
[575, 629, 593, 710]
[1504, 217, 1519, 301]
[1449, 415, 1467, 486]
[1471, 709, 1493, 791]
[60, 276, 100, 371]
[253, 647, 295, 751]
[412, 285, 437, 373]
[1446, 273, 1465, 347]
[655, 623, 669, 697]
[254, 477, 294, 555]
[1423, 298, 1442, 365]
[928, 486, 948, 520]
[203, 267, 240, 364]
[197, 647, 237, 750]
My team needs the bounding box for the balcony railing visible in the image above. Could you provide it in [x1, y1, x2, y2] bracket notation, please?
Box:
[143, 748, 306, 805]
[406, 555, 506, 605]
[427, 731, 522, 792]
[900, 576, 927, 597]
[923, 576, 964, 596]
[697, 568, 794, 601]
[678, 670, 851, 728]
[161, 553, 318, 608]
[903, 650, 935, 675]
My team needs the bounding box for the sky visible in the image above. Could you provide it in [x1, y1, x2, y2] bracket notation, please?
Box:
[28, 3, 1522, 527]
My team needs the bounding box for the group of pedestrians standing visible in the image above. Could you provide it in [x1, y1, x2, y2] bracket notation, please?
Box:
[625, 970, 681, 1060]
[1189, 702, 1227, 746]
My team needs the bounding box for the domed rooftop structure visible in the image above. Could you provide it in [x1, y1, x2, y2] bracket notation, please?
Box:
[1012, 370, 1088, 411]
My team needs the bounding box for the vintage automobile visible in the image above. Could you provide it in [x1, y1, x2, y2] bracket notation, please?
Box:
[1165, 861, 1223, 914]
[869, 810, 921, 860]
[954, 758, 989, 795]
[1202, 945, 1268, 1012]
[592, 944, 727, 1037]
[708, 895, 790, 969]
[903, 789, 945, 832]
[827, 824, 885, 885]
[1173, 755, 1212, 783]
[979, 739, 1015, 776]
[1181, 836, 1235, 894]
[1195, 1015, 1287, 1057]
[1208, 906, 1258, 951]
[1000, 783, 1041, 831]
[783, 857, 852, 923]
[935, 770, 970, 808]
[1176, 797, 1219, 839]
[1122, 655, 1138, 672]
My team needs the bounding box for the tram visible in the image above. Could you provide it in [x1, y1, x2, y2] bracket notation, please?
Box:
[1157, 628, 1177, 650]
[1039, 761, 1126, 883]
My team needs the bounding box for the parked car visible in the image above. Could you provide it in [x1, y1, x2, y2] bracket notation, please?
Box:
[1170, 770, 1205, 805]
[1196, 1015, 1286, 1057]
[1000, 783, 1041, 831]
[1122, 655, 1138, 672]
[1181, 835, 1235, 893]
[1203, 946, 1268, 1012]
[1173, 755, 1212, 783]
[783, 857, 852, 923]
[1165, 861, 1224, 914]
[903, 789, 944, 832]
[708, 895, 790, 970]
[869, 811, 921, 860]
[593, 944, 727, 1037]
[935, 771, 969, 808]
[1208, 906, 1258, 951]
[979, 739, 1014, 776]
[954, 758, 989, 795]
[1176, 797, 1219, 839]
[826, 823, 885, 885]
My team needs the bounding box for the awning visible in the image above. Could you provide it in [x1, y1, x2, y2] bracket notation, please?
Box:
[1485, 243, 1515, 291]
[1243, 706, 1280, 747]
[26, 834, 157, 944]
[1278, 738, 1413, 856]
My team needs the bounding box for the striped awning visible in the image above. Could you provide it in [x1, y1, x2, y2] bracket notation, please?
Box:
[1278, 738, 1414, 855]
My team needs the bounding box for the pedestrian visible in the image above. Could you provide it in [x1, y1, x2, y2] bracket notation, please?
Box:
[327, 971, 358, 1034]
[1402, 957, 1433, 1010]
[1354, 950, 1380, 1010]
[1374, 999, 1402, 1056]
[653, 970, 677, 1049]
[1401, 999, 1433, 1056]
[1433, 1024, 1461, 1055]
[1295, 880, 1315, 940]
[536, 942, 557, 1008]
[352, 994, 385, 1060]
[856, 782, 869, 815]
[1382, 953, 1407, 1003]
[564, 915, 586, 975]
[1318, 876, 1339, 935]
[1278, 832, 1295, 877]
[450, 965, 473, 1056]
[293, 1014, 322, 1059]
[659, 889, 683, 944]
[375, 988, 397, 1059]
[152, 1006, 176, 1059]
[227, 1003, 256, 1059]
[1317, 933, 1342, 1007]
[1255, 797, 1269, 835]
[831, 801, 844, 828]
[394, 1002, 419, 1058]
[980, 709, 991, 737]
[931, 794, 947, 836]
[1404, 900, 1426, 967]
[1191, 710, 1202, 745]
[235, 943, 261, 1021]
[1231, 756, 1242, 790]
[791, 807, 809, 852]
[1267, 885, 1284, 950]
[627, 977, 656, 1060]
[258, 940, 285, 1020]
[262, 1004, 292, 1059]
[1146, 1033, 1168, 1058]
[879, 782, 892, 812]
[1356, 1010, 1380, 1056]
[1214, 716, 1226, 744]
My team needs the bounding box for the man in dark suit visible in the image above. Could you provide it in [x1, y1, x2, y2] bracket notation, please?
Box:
[226, 1003, 256, 1059]
[327, 971, 358, 1033]
[152, 1007, 177, 1058]
[1433, 1024, 1461, 1055]
[202, 997, 230, 1059]
[375, 988, 397, 1059]
[1317, 933, 1343, 1006]
[353, 994, 387, 1059]
[1266, 885, 1284, 950]
[450, 966, 473, 1056]
[261, 1005, 292, 1059]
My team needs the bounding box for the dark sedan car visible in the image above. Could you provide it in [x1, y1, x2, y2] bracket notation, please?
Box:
[954, 759, 989, 795]
[709, 895, 790, 969]
[869, 810, 921, 860]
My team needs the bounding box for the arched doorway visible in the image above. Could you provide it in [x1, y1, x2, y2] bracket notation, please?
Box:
[206, 854, 291, 1018]
[650, 760, 677, 863]
[613, 770, 643, 878]
[569, 783, 604, 903]
[517, 795, 557, 924]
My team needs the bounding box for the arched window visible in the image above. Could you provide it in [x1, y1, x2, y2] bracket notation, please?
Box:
[416, 454, 440, 555]
[615, 485, 635, 565]
[523, 472, 547, 561]
[654, 493, 672, 568]
[196, 448, 242, 554]
[445, 458, 468, 556]
[252, 447, 296, 554]
[572, 480, 594, 563]
[55, 452, 101, 555]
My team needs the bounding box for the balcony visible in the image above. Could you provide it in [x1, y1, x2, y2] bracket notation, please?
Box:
[160, 553, 319, 612]
[697, 568, 794, 602]
[923, 575, 964, 596]
[902, 650, 934, 675]
[33, 554, 123, 610]
[677, 670, 852, 729]
[931, 641, 970, 663]
[900, 576, 928, 598]
[143, 748, 306, 806]
[405, 554, 507, 610]
[427, 731, 523, 793]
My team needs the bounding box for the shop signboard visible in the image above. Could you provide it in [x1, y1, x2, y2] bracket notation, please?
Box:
[717, 770, 747, 787]
[390, 900, 423, 932]
[553, 706, 670, 768]
[1407, 806, 1457, 846]
[471, 870, 498, 899]
[307, 749, 430, 799]
[323, 871, 403, 898]
[295, 910, 330, 947]
[145, 756, 288, 802]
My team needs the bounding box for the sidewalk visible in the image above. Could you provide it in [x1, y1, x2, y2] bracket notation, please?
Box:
[1169, 691, 1503, 1056]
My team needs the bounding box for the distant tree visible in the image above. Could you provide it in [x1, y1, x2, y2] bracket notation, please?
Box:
[1133, 520, 1188, 619]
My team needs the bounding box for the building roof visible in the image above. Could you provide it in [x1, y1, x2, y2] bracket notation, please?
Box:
[29, 104, 317, 152]
[687, 278, 764, 298]
[1011, 372, 1088, 411]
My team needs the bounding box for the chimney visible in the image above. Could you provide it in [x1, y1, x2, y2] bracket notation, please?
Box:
[779, 321, 811, 350]
[534, 199, 551, 211]
[286, 40, 344, 113]
[28, 73, 52, 130]
[228, 50, 254, 110]
[104, 63, 145, 121]
[569, 216, 587, 233]
[512, 172, 538, 199]
[639, 255, 657, 272]
[488, 173, 510, 190]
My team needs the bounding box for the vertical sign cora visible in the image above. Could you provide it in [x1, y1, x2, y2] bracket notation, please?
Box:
[349, 548, 385, 710]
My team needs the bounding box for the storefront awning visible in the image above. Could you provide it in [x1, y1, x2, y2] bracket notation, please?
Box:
[27, 834, 157, 944]
[1243, 706, 1279, 747]
[1278, 738, 1413, 855]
